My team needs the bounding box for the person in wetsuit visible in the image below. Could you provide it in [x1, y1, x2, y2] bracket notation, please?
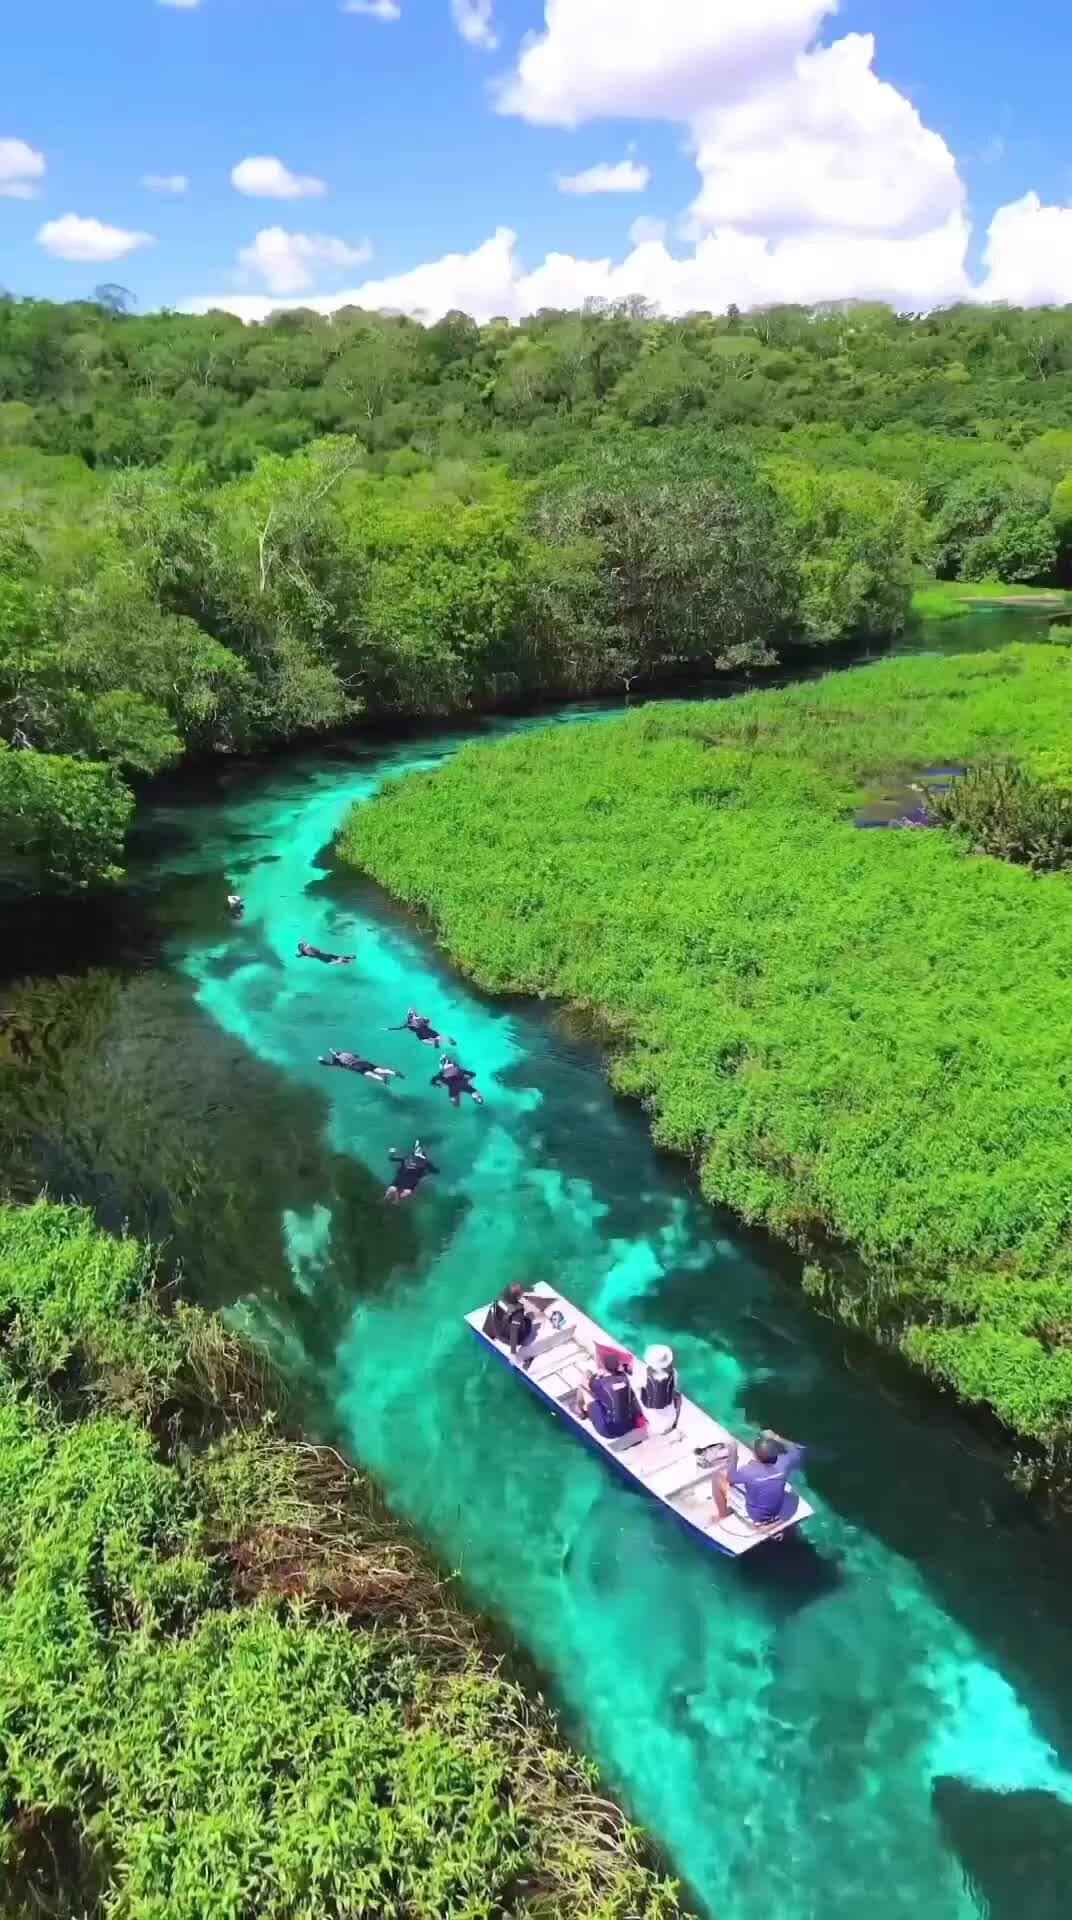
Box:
[577, 1351, 641, 1440]
[298, 940, 355, 966]
[384, 1139, 439, 1204]
[387, 1006, 456, 1047]
[430, 1055, 483, 1108]
[319, 1049, 404, 1084]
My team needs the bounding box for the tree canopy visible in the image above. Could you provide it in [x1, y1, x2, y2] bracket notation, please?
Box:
[2, 290, 1072, 893]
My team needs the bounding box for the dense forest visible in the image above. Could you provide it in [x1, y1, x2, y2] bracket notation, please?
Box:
[3, 292, 1072, 895]
[346, 645, 1072, 1455]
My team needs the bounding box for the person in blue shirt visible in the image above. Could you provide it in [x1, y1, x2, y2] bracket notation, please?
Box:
[714, 1428, 805, 1527]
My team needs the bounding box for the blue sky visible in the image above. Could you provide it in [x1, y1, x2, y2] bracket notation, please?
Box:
[3, 0, 1071, 319]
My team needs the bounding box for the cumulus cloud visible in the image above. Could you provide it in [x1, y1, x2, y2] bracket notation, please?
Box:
[0, 136, 47, 199]
[978, 192, 1072, 306]
[556, 157, 649, 195]
[629, 215, 668, 246]
[37, 213, 155, 263]
[497, 0, 833, 127]
[451, 0, 496, 51]
[231, 156, 327, 200]
[342, 0, 401, 15]
[684, 34, 963, 241]
[495, 0, 970, 307]
[142, 172, 188, 194]
[185, 214, 979, 326]
[238, 226, 373, 295]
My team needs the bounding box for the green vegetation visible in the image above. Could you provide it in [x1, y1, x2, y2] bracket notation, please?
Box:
[4, 294, 1072, 892]
[910, 578, 1072, 621]
[344, 645, 1072, 1450]
[0, 1201, 683, 1920]
[931, 761, 1072, 872]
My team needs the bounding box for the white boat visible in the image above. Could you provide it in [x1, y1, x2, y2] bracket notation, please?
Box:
[464, 1283, 812, 1559]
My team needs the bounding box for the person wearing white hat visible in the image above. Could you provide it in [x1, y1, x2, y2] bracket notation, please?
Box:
[640, 1344, 680, 1435]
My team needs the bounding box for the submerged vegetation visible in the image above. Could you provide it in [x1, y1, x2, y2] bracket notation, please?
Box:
[4, 294, 1072, 892]
[345, 644, 1072, 1451]
[0, 1199, 684, 1920]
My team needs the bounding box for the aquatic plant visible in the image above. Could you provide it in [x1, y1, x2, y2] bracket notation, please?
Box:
[344, 644, 1072, 1445]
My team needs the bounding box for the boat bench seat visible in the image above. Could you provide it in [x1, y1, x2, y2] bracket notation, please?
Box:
[523, 1321, 578, 1360]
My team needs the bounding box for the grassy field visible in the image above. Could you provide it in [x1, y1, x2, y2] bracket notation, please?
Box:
[0, 1200, 684, 1920]
[343, 645, 1072, 1451]
[911, 577, 1072, 622]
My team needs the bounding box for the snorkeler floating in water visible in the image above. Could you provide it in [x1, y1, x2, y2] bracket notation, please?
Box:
[318, 1049, 404, 1084]
[430, 1055, 483, 1108]
[387, 1005, 456, 1047]
[384, 1139, 439, 1204]
[297, 940, 356, 966]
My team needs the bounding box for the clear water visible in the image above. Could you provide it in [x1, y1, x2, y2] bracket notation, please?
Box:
[13, 612, 1072, 1920]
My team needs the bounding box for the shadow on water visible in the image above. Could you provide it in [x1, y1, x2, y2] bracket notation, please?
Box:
[933, 1778, 1071, 1920]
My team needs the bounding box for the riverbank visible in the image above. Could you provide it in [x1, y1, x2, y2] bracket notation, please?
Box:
[0, 1198, 685, 1920]
[911, 578, 1072, 622]
[342, 643, 1072, 1454]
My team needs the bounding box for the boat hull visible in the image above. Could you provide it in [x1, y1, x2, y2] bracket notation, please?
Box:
[464, 1286, 811, 1560]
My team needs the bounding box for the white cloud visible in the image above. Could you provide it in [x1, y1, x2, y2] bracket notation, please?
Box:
[556, 157, 649, 195]
[0, 136, 46, 200]
[37, 214, 156, 263]
[497, 1, 970, 307]
[231, 156, 327, 201]
[978, 192, 1072, 306]
[629, 215, 667, 246]
[142, 172, 189, 194]
[157, 0, 201, 9]
[451, 0, 497, 52]
[498, 0, 833, 128]
[185, 213, 978, 327]
[684, 35, 962, 241]
[342, 0, 400, 15]
[238, 226, 373, 295]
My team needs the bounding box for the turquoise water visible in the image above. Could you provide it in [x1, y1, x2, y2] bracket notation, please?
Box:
[105, 683, 1072, 1920]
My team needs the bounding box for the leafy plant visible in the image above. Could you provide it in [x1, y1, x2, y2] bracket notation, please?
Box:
[0, 1202, 684, 1919]
[933, 759, 1072, 871]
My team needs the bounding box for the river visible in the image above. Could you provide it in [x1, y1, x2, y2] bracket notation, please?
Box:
[5, 608, 1072, 1920]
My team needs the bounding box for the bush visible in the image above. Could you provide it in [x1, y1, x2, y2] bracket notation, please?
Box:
[933, 760, 1072, 871]
[0, 1202, 684, 1919]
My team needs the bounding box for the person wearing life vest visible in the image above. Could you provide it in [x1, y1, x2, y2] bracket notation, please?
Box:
[431, 1055, 484, 1107]
[298, 940, 355, 965]
[319, 1049, 404, 1084]
[386, 1006, 456, 1047]
[384, 1140, 439, 1204]
[578, 1351, 641, 1440]
[640, 1343, 680, 1435]
[483, 1282, 534, 1359]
